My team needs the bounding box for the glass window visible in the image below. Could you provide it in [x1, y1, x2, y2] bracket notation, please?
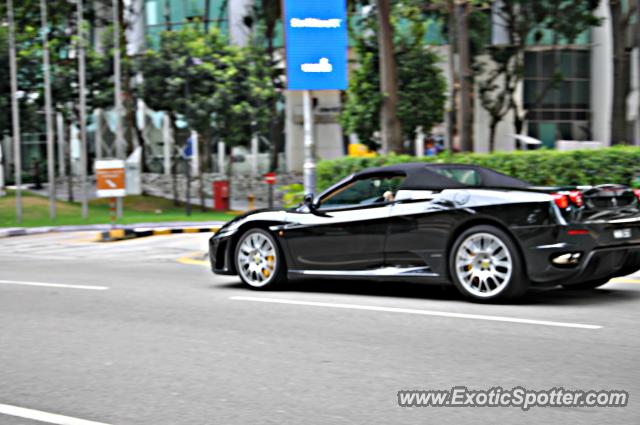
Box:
[523, 49, 590, 143]
[541, 51, 556, 78]
[144, 0, 229, 48]
[575, 51, 590, 78]
[146, 0, 160, 26]
[319, 175, 405, 210]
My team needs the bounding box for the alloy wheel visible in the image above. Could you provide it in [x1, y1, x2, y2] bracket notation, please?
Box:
[454, 232, 513, 298]
[237, 231, 278, 288]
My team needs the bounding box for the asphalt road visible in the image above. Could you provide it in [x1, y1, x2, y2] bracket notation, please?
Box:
[0, 232, 639, 424]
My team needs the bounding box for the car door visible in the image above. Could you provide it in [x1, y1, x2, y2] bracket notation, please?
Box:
[384, 166, 482, 276]
[384, 192, 466, 279]
[283, 174, 405, 272]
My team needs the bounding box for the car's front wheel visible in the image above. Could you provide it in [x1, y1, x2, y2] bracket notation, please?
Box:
[449, 225, 529, 301]
[234, 228, 286, 290]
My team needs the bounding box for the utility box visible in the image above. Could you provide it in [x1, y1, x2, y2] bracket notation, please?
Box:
[213, 180, 230, 211]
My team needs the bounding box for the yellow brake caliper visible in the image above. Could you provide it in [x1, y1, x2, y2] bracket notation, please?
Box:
[262, 256, 275, 277]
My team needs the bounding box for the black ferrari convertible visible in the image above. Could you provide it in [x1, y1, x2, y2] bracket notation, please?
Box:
[209, 163, 640, 301]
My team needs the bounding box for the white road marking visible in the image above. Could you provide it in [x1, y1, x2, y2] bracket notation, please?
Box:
[0, 403, 110, 425]
[0, 279, 109, 291]
[230, 296, 603, 330]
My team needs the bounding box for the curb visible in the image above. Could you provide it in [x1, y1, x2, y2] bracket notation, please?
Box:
[0, 227, 55, 238]
[0, 221, 225, 240]
[98, 226, 221, 242]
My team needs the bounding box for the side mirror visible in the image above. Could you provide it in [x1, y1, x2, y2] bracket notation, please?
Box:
[303, 193, 316, 211]
[303, 193, 330, 217]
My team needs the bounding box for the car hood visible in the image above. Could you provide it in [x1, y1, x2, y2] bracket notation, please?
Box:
[215, 208, 290, 236]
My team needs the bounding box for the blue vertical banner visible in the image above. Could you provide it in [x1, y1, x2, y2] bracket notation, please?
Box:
[283, 0, 348, 91]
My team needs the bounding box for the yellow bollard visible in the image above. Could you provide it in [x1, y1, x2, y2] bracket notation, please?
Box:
[248, 193, 255, 211]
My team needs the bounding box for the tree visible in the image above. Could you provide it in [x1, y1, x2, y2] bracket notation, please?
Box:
[137, 29, 189, 206]
[0, 25, 41, 137]
[245, 0, 285, 171]
[403, 0, 491, 152]
[0, 0, 116, 194]
[340, 2, 447, 149]
[0, 0, 118, 119]
[455, 0, 473, 152]
[137, 25, 278, 210]
[609, 0, 637, 144]
[376, 0, 403, 153]
[476, 0, 600, 151]
[339, 43, 382, 150]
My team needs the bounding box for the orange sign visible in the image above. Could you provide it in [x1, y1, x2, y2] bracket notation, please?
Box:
[96, 160, 126, 198]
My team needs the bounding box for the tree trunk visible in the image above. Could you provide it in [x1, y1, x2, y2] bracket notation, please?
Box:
[169, 113, 180, 206]
[636, 0, 640, 144]
[199, 129, 212, 212]
[117, 0, 137, 155]
[456, 0, 473, 152]
[610, 0, 631, 144]
[376, 0, 402, 153]
[65, 122, 74, 202]
[446, 0, 458, 151]
[488, 121, 498, 153]
[202, 129, 212, 172]
[198, 165, 206, 212]
[266, 22, 280, 172]
[513, 111, 524, 135]
[269, 116, 284, 173]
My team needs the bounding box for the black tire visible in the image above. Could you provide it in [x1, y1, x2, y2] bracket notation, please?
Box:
[234, 228, 287, 290]
[562, 279, 610, 290]
[449, 225, 529, 301]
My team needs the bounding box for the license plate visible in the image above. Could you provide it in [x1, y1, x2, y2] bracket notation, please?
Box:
[613, 228, 632, 239]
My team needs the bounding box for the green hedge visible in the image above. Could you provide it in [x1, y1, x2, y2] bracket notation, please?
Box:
[316, 146, 640, 191]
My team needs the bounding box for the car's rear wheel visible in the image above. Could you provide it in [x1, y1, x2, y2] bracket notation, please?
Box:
[562, 279, 610, 290]
[449, 225, 529, 301]
[234, 228, 286, 289]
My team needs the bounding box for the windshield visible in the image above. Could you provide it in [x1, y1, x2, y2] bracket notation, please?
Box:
[319, 175, 405, 210]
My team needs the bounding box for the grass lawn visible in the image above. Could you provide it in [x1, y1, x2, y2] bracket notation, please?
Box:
[0, 190, 238, 228]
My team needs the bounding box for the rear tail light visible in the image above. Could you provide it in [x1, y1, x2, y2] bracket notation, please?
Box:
[552, 193, 569, 209]
[633, 189, 640, 203]
[568, 190, 584, 207]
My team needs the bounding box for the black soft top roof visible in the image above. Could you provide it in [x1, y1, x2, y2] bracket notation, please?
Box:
[353, 163, 530, 190]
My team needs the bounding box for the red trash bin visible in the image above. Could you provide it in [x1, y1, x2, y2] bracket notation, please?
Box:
[213, 180, 230, 211]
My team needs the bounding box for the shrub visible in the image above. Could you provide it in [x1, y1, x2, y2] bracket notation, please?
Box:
[316, 147, 640, 191]
[280, 184, 305, 208]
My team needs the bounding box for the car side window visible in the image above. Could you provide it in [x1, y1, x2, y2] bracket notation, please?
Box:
[318, 175, 405, 210]
[433, 168, 481, 186]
